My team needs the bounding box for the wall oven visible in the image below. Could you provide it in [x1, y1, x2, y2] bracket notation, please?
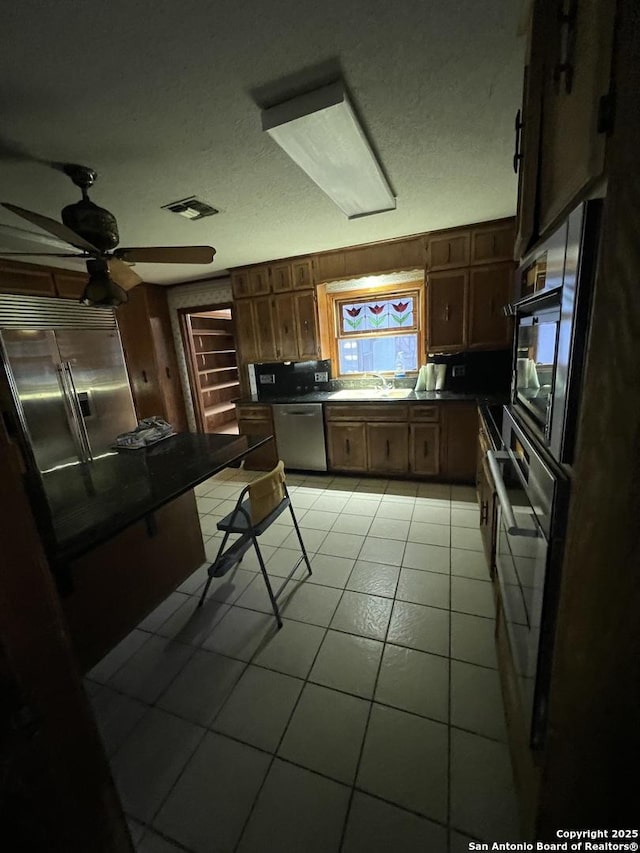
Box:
[511, 199, 601, 466]
[488, 408, 569, 748]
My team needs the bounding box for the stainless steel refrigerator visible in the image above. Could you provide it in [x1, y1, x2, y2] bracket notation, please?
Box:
[0, 294, 137, 476]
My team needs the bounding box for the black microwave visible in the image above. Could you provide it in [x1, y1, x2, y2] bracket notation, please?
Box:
[510, 200, 602, 466]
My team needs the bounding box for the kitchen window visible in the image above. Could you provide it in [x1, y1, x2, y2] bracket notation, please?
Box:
[333, 287, 422, 375]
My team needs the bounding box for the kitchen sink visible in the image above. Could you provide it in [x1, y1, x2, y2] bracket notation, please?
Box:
[327, 388, 413, 400]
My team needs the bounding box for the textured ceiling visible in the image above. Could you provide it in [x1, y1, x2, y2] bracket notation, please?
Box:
[0, 0, 525, 284]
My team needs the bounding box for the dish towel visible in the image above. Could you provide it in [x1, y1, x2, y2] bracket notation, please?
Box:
[115, 416, 175, 450]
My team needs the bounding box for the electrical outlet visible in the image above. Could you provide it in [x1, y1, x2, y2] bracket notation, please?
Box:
[259, 374, 276, 384]
[452, 365, 466, 378]
[314, 371, 328, 382]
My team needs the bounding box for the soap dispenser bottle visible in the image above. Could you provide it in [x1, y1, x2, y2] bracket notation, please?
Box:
[394, 351, 406, 380]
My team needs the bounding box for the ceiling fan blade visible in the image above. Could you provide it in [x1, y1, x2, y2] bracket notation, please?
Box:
[114, 246, 216, 265]
[106, 257, 143, 291]
[1, 202, 99, 254]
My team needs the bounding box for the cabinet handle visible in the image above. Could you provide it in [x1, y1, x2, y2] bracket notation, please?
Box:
[444, 304, 450, 321]
[346, 438, 350, 455]
[165, 366, 171, 379]
[386, 439, 390, 458]
[304, 320, 309, 330]
[142, 370, 148, 383]
[480, 499, 488, 525]
[554, 0, 577, 94]
[513, 109, 523, 174]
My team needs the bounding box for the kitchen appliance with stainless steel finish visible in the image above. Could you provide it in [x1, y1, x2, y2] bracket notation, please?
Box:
[511, 200, 601, 466]
[0, 295, 137, 484]
[271, 403, 328, 471]
[488, 407, 569, 749]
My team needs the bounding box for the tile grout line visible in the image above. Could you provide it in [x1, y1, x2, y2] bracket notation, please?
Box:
[447, 483, 453, 853]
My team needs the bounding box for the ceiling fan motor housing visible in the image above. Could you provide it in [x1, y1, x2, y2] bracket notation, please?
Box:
[62, 198, 119, 252]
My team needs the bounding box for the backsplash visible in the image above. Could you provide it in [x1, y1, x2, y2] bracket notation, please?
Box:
[253, 350, 511, 398]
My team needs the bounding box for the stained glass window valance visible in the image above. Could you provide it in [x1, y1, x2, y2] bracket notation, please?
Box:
[338, 293, 418, 336]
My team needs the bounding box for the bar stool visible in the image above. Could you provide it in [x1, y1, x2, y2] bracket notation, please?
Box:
[197, 460, 311, 628]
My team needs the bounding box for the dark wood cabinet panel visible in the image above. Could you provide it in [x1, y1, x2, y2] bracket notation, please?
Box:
[326, 422, 367, 472]
[366, 422, 409, 474]
[236, 404, 278, 471]
[426, 270, 468, 352]
[116, 284, 187, 431]
[0, 260, 56, 296]
[410, 423, 440, 475]
[291, 259, 314, 290]
[427, 230, 470, 271]
[248, 267, 271, 296]
[470, 223, 515, 265]
[273, 294, 298, 360]
[253, 296, 278, 361]
[231, 271, 251, 299]
[442, 403, 478, 481]
[294, 290, 319, 360]
[271, 262, 293, 293]
[467, 263, 513, 350]
[233, 299, 258, 364]
[53, 271, 87, 300]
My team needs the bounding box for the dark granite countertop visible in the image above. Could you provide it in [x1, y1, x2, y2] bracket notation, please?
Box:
[235, 390, 508, 406]
[40, 432, 268, 562]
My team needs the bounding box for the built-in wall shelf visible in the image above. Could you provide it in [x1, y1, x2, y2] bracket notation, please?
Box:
[182, 309, 240, 434]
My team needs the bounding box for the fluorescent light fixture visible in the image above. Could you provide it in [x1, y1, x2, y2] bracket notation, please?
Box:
[262, 82, 396, 219]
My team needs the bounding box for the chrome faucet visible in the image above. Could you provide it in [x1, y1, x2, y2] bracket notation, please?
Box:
[366, 372, 393, 392]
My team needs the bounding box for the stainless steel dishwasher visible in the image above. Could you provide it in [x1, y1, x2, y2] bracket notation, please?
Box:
[271, 403, 327, 471]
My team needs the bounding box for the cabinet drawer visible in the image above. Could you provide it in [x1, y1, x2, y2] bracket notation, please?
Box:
[325, 404, 409, 422]
[235, 404, 273, 421]
[409, 404, 440, 422]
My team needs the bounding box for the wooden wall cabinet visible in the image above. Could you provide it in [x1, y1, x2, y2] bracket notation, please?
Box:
[0, 259, 56, 296]
[470, 223, 515, 265]
[467, 264, 514, 349]
[235, 403, 278, 470]
[232, 258, 315, 299]
[427, 263, 513, 353]
[426, 230, 470, 271]
[313, 236, 424, 283]
[234, 290, 320, 365]
[116, 283, 187, 431]
[426, 270, 468, 352]
[514, 0, 616, 254]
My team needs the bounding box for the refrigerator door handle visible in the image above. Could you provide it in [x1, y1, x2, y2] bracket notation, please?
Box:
[60, 361, 93, 461]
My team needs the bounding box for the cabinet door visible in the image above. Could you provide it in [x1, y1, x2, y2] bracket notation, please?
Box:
[249, 266, 271, 296]
[294, 290, 319, 360]
[54, 272, 87, 300]
[291, 259, 313, 290]
[326, 422, 367, 472]
[442, 403, 478, 482]
[538, 0, 615, 233]
[313, 250, 346, 283]
[273, 294, 298, 360]
[427, 231, 470, 271]
[470, 223, 515, 265]
[231, 271, 251, 299]
[237, 417, 278, 471]
[0, 261, 56, 296]
[233, 299, 258, 364]
[253, 296, 278, 362]
[410, 424, 440, 476]
[467, 264, 513, 350]
[271, 263, 292, 293]
[426, 270, 467, 352]
[366, 423, 409, 474]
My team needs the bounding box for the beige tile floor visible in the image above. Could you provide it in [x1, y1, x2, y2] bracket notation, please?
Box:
[86, 467, 521, 853]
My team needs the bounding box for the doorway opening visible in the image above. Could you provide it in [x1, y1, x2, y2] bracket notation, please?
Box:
[180, 305, 240, 434]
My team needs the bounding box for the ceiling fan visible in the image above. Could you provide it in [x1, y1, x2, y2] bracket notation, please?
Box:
[1, 163, 216, 307]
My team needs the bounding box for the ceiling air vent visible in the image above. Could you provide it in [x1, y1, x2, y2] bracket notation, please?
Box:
[161, 196, 219, 220]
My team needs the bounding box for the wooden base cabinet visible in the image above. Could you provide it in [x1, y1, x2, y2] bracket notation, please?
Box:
[442, 403, 478, 481]
[326, 422, 367, 472]
[236, 403, 278, 471]
[410, 423, 440, 476]
[366, 423, 408, 474]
